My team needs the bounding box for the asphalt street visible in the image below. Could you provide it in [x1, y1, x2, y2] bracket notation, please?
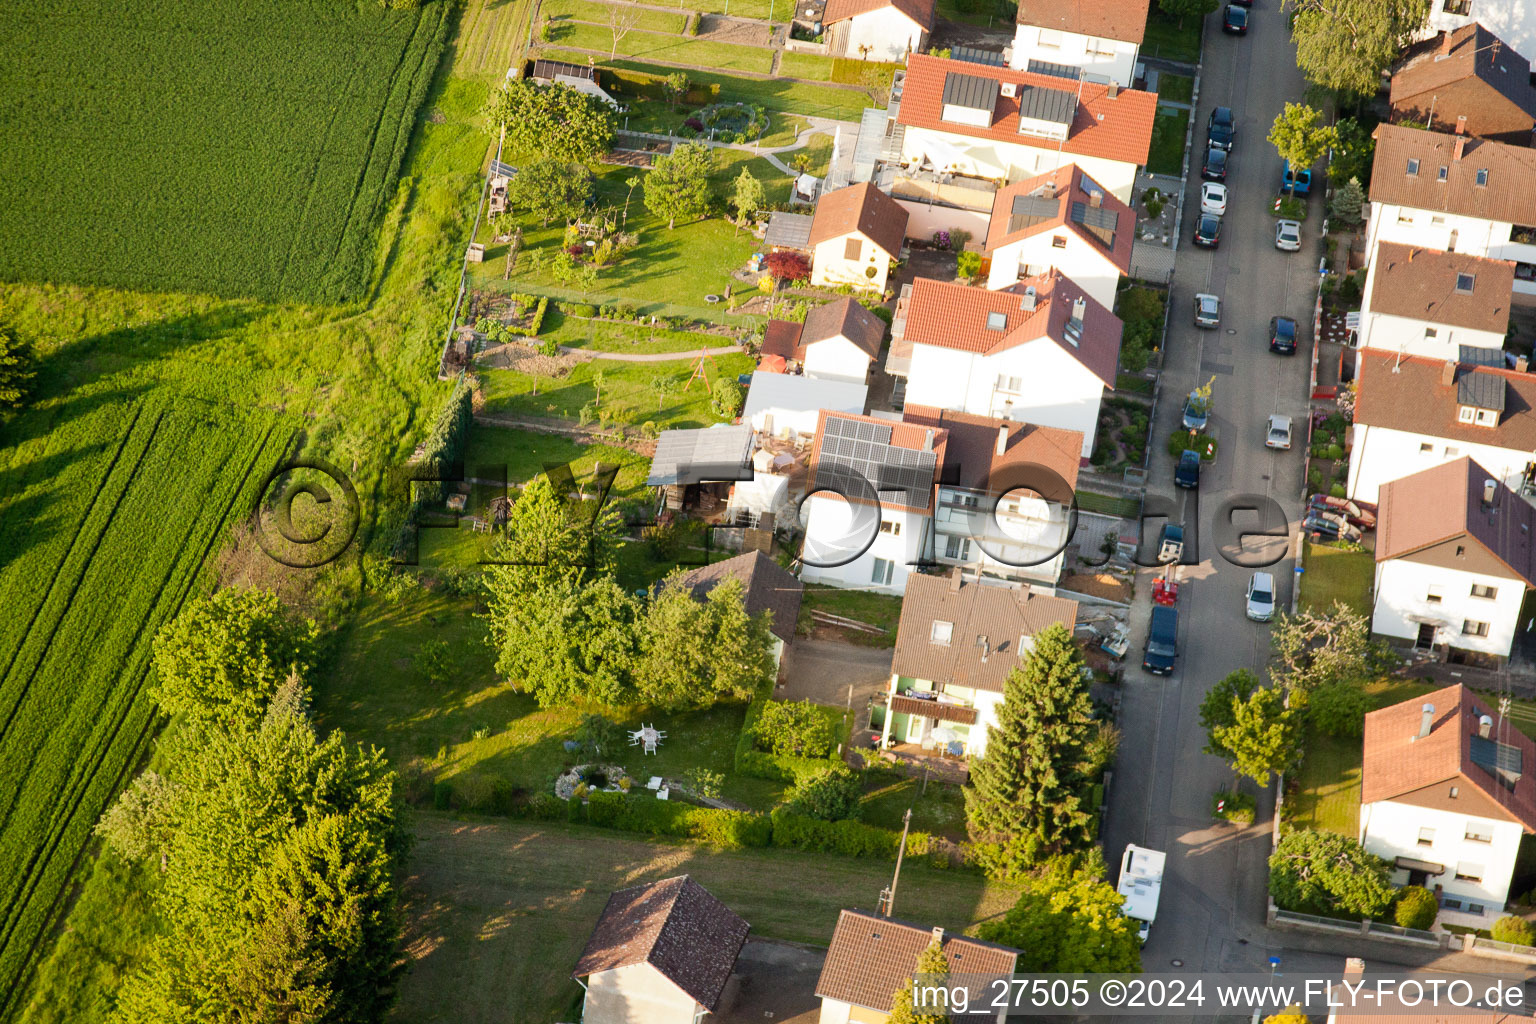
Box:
[1097, 3, 1534, 1006]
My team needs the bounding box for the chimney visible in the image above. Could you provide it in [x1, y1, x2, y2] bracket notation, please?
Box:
[1484, 478, 1498, 507]
[923, 428, 934, 451]
[1015, 582, 1032, 603]
[1456, 115, 1467, 136]
[1072, 296, 1087, 321]
[949, 567, 963, 591]
[1441, 30, 1454, 54]
[977, 635, 990, 662]
[1480, 714, 1494, 738]
[996, 423, 1009, 456]
[1090, 191, 1103, 208]
[1418, 703, 1437, 740]
[932, 926, 945, 943]
[1107, 81, 1119, 99]
[1021, 285, 1037, 311]
[1519, 355, 1530, 373]
[1455, 137, 1468, 162]
[1441, 359, 1458, 386]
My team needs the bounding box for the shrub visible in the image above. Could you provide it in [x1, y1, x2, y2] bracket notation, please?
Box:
[1307, 681, 1370, 737]
[432, 781, 454, 810]
[765, 250, 810, 283]
[786, 764, 863, 821]
[711, 378, 744, 418]
[1493, 916, 1536, 946]
[769, 808, 930, 858]
[684, 767, 724, 799]
[539, 337, 560, 358]
[949, 228, 972, 252]
[573, 782, 589, 800]
[931, 230, 950, 249]
[586, 791, 772, 849]
[564, 301, 597, 318]
[528, 297, 549, 334]
[1212, 789, 1255, 824]
[751, 699, 835, 757]
[956, 251, 982, 280]
[1394, 886, 1438, 931]
[415, 639, 453, 684]
[1168, 431, 1218, 461]
[640, 420, 660, 439]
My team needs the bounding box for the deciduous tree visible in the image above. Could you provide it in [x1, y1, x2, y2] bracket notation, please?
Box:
[1271, 601, 1387, 695]
[1213, 684, 1301, 786]
[887, 941, 950, 1024]
[0, 322, 35, 408]
[1199, 669, 1259, 759]
[729, 167, 766, 228]
[764, 249, 810, 283]
[644, 142, 713, 229]
[1283, 0, 1429, 97]
[977, 859, 1143, 972]
[633, 573, 775, 708]
[1269, 829, 1394, 918]
[507, 159, 593, 227]
[608, 5, 641, 59]
[786, 763, 863, 821]
[1268, 103, 1336, 194]
[483, 79, 616, 166]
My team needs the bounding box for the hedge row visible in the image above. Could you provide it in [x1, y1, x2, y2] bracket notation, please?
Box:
[598, 67, 721, 106]
[528, 296, 549, 335]
[732, 684, 847, 783]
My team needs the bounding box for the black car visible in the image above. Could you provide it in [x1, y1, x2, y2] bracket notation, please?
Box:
[1143, 605, 1178, 676]
[1201, 146, 1228, 182]
[1193, 213, 1221, 249]
[1229, 0, 1253, 5]
[1207, 106, 1235, 151]
[1269, 315, 1298, 354]
[1174, 449, 1201, 489]
[1222, 4, 1249, 33]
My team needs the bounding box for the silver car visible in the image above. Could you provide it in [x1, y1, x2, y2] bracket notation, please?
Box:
[1246, 571, 1276, 621]
[1194, 292, 1221, 328]
[1275, 219, 1302, 252]
[1266, 413, 1293, 449]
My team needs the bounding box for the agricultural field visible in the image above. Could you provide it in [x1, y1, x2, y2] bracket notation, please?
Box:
[0, 387, 299, 1015]
[546, 21, 776, 73]
[0, 0, 452, 303]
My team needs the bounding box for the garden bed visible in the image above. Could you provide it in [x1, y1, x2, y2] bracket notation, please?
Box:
[1091, 397, 1150, 472]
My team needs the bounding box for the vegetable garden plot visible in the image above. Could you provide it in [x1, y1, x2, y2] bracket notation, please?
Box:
[0, 392, 298, 1015]
[0, 0, 451, 303]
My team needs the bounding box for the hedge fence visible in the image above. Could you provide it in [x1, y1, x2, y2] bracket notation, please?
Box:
[732, 681, 851, 784]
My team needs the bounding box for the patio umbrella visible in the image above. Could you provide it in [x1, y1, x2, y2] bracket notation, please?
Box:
[929, 725, 960, 746]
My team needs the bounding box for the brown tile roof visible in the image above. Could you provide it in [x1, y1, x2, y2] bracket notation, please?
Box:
[1366, 242, 1514, 334]
[889, 571, 1078, 691]
[803, 297, 888, 360]
[899, 272, 1122, 387]
[985, 164, 1134, 274]
[809, 183, 910, 261]
[815, 909, 1020, 1013]
[1354, 351, 1536, 451]
[1362, 684, 1536, 831]
[669, 550, 804, 644]
[573, 876, 750, 1009]
[1391, 26, 1536, 145]
[1376, 456, 1536, 586]
[1015, 0, 1149, 43]
[897, 53, 1157, 166]
[807, 409, 947, 514]
[1368, 123, 1536, 224]
[761, 319, 805, 362]
[901, 405, 1082, 496]
[823, 0, 936, 29]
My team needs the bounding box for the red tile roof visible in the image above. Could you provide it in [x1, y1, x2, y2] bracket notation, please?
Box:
[803, 296, 887, 359]
[897, 53, 1157, 166]
[573, 876, 750, 1009]
[1376, 456, 1536, 586]
[668, 550, 804, 643]
[985, 164, 1134, 275]
[1354, 351, 1536, 451]
[809, 183, 910, 261]
[1366, 242, 1514, 335]
[1015, 0, 1149, 43]
[823, 0, 936, 29]
[807, 409, 947, 514]
[815, 909, 1019, 1013]
[1369, 123, 1536, 224]
[899, 272, 1121, 387]
[901, 405, 1082, 495]
[1362, 684, 1536, 831]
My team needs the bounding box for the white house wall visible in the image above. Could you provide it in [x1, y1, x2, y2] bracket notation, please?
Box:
[1007, 24, 1138, 87]
[812, 235, 893, 294]
[1373, 558, 1526, 658]
[896, 200, 992, 246]
[901, 125, 1139, 204]
[803, 336, 876, 384]
[985, 230, 1122, 309]
[800, 496, 929, 595]
[902, 340, 1103, 456]
[582, 965, 703, 1024]
[1347, 422, 1535, 505]
[1360, 797, 1524, 926]
[1367, 201, 1536, 303]
[842, 7, 925, 62]
[1356, 309, 1506, 360]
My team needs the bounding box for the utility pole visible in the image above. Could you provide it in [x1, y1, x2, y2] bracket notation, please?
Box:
[878, 808, 913, 917]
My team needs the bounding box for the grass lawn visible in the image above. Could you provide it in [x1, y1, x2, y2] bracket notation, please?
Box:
[1147, 108, 1190, 177]
[547, 22, 775, 73]
[542, 0, 688, 33]
[934, 0, 1016, 29]
[862, 775, 968, 838]
[778, 51, 838, 80]
[1076, 490, 1142, 517]
[394, 813, 1021, 1024]
[1157, 72, 1194, 105]
[1299, 541, 1373, 615]
[1141, 8, 1204, 64]
[801, 583, 904, 646]
[536, 307, 742, 353]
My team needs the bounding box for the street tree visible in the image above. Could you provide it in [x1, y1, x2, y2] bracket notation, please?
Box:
[1269, 829, 1395, 918]
[1268, 103, 1335, 194]
[1212, 684, 1301, 786]
[1198, 669, 1260, 759]
[1283, 0, 1429, 97]
[644, 142, 713, 229]
[977, 858, 1143, 972]
[483, 79, 616, 165]
[506, 159, 593, 227]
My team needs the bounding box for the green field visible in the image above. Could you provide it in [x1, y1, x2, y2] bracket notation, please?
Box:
[549, 21, 775, 72]
[544, 0, 689, 34]
[0, 0, 452, 303]
[0, 389, 298, 1014]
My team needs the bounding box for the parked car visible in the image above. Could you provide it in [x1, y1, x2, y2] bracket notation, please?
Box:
[1143, 605, 1179, 676]
[1303, 510, 1364, 543]
[1202, 147, 1229, 182]
[1193, 292, 1221, 328]
[1246, 572, 1276, 622]
[1265, 413, 1293, 449]
[1200, 181, 1229, 215]
[1174, 448, 1201, 489]
[1222, 4, 1249, 33]
[1275, 218, 1302, 252]
[1194, 213, 1222, 248]
[1281, 160, 1312, 196]
[1207, 107, 1236, 152]
[1269, 315, 1298, 354]
[1182, 391, 1211, 430]
[1308, 493, 1378, 529]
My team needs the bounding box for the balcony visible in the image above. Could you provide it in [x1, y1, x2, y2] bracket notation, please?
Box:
[890, 692, 979, 725]
[883, 165, 999, 213]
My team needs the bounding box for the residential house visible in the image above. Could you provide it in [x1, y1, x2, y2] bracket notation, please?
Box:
[1360, 685, 1536, 926]
[808, 183, 909, 294]
[668, 550, 804, 666]
[815, 909, 1019, 1024]
[1347, 352, 1536, 505]
[880, 569, 1078, 756]
[894, 53, 1158, 204]
[1007, 0, 1150, 88]
[1391, 25, 1536, 145]
[1355, 242, 1513, 361]
[1364, 124, 1536, 303]
[1372, 457, 1536, 664]
[982, 163, 1133, 307]
[572, 875, 750, 1024]
[901, 405, 1082, 585]
[1421, 2, 1536, 85]
[819, 0, 934, 62]
[888, 272, 1121, 457]
[742, 370, 868, 437]
[760, 295, 887, 383]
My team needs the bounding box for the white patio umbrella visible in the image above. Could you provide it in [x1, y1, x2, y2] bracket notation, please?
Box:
[929, 725, 961, 747]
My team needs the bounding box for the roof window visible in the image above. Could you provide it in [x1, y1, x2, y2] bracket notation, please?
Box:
[1456, 272, 1476, 293]
[1407, 158, 1420, 176]
[985, 311, 1008, 331]
[930, 620, 954, 645]
[1476, 168, 1489, 187]
[1438, 165, 1449, 181]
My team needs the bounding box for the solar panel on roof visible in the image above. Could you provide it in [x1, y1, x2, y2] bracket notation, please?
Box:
[1016, 83, 1075, 125]
[1026, 58, 1081, 81]
[952, 45, 1007, 66]
[1459, 345, 1504, 367]
[817, 417, 934, 507]
[1007, 194, 1060, 235]
[1471, 734, 1523, 785]
[941, 72, 1000, 112]
[1070, 200, 1119, 246]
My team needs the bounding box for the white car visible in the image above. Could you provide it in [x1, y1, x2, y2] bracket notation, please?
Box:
[1265, 413, 1293, 449]
[1200, 181, 1228, 216]
[1275, 219, 1302, 252]
[1246, 571, 1276, 622]
[1193, 292, 1221, 328]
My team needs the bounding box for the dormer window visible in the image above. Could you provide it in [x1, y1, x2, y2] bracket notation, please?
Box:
[1456, 272, 1476, 293]
[1476, 168, 1490, 187]
[1458, 370, 1506, 426]
[1459, 405, 1500, 426]
[940, 72, 1000, 129]
[1407, 158, 1420, 176]
[930, 620, 954, 645]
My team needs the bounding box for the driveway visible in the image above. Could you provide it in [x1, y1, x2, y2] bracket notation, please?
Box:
[776, 639, 893, 733]
[718, 940, 825, 1024]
